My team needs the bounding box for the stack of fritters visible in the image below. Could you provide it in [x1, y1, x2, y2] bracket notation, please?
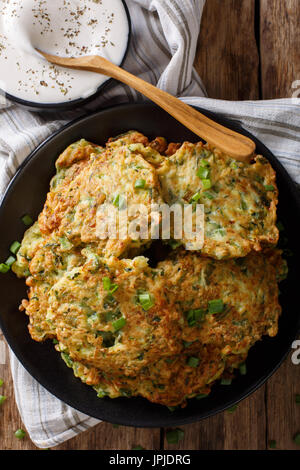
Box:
[13, 131, 285, 407]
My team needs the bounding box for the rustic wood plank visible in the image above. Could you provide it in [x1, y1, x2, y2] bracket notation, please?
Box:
[195, 0, 259, 100]
[266, 351, 300, 450]
[260, 0, 300, 99]
[163, 387, 266, 450]
[260, 0, 300, 451]
[0, 333, 36, 450]
[55, 424, 161, 451]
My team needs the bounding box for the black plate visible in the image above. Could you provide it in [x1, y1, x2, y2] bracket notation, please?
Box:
[0, 103, 299, 427]
[0, 0, 131, 112]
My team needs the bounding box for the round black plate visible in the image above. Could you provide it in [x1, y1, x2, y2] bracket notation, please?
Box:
[0, 0, 131, 112]
[0, 103, 299, 427]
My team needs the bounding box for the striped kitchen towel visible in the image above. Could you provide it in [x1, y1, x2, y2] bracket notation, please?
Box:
[0, 0, 299, 449]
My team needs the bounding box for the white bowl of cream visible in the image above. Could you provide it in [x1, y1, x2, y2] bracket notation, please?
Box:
[0, 0, 130, 109]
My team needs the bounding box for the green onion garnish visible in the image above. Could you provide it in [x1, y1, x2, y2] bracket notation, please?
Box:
[15, 429, 26, 440]
[0, 263, 10, 274]
[221, 378, 232, 385]
[113, 194, 126, 209]
[102, 277, 111, 290]
[183, 340, 194, 348]
[138, 292, 154, 311]
[230, 161, 238, 169]
[239, 363, 247, 375]
[199, 159, 209, 167]
[197, 167, 209, 179]
[59, 237, 73, 251]
[5, 256, 15, 267]
[103, 277, 118, 294]
[187, 356, 199, 368]
[10, 241, 21, 255]
[202, 179, 211, 190]
[196, 393, 208, 400]
[0, 395, 6, 405]
[227, 405, 238, 413]
[166, 428, 184, 445]
[186, 308, 206, 326]
[134, 179, 146, 189]
[294, 433, 300, 447]
[269, 440, 276, 449]
[21, 214, 33, 226]
[112, 316, 126, 331]
[190, 192, 201, 203]
[208, 299, 224, 314]
[203, 191, 215, 200]
[264, 185, 275, 191]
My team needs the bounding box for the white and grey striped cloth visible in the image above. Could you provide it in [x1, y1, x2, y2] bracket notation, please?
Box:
[0, 0, 299, 449]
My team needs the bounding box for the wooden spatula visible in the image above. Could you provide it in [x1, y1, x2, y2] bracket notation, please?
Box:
[37, 51, 256, 161]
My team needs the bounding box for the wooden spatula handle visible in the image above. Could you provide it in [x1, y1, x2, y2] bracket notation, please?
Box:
[38, 53, 256, 161]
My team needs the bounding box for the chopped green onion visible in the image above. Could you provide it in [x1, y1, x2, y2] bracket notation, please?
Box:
[230, 161, 238, 169]
[296, 394, 300, 404]
[10, 241, 21, 255]
[110, 284, 119, 294]
[103, 277, 112, 290]
[221, 378, 232, 385]
[269, 440, 276, 449]
[197, 167, 209, 179]
[103, 277, 118, 294]
[187, 356, 199, 368]
[5, 256, 15, 267]
[202, 179, 211, 190]
[208, 299, 224, 314]
[186, 308, 206, 326]
[138, 292, 154, 311]
[264, 185, 275, 191]
[59, 237, 73, 251]
[15, 429, 26, 440]
[190, 192, 201, 203]
[0, 395, 6, 405]
[166, 428, 184, 445]
[227, 405, 238, 413]
[0, 379, 3, 387]
[294, 433, 300, 447]
[113, 194, 126, 209]
[203, 191, 215, 200]
[61, 352, 74, 368]
[112, 316, 126, 331]
[0, 263, 10, 274]
[183, 340, 194, 348]
[97, 390, 106, 398]
[199, 159, 209, 167]
[239, 363, 247, 375]
[134, 179, 146, 189]
[52, 338, 59, 345]
[240, 199, 248, 211]
[21, 214, 33, 226]
[196, 393, 208, 400]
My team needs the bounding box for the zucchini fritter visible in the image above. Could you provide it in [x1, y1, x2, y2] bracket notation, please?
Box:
[12, 131, 284, 408]
[157, 142, 279, 258]
[50, 250, 284, 407]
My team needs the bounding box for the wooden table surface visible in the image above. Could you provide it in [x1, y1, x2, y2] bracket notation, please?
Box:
[1, 0, 300, 451]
